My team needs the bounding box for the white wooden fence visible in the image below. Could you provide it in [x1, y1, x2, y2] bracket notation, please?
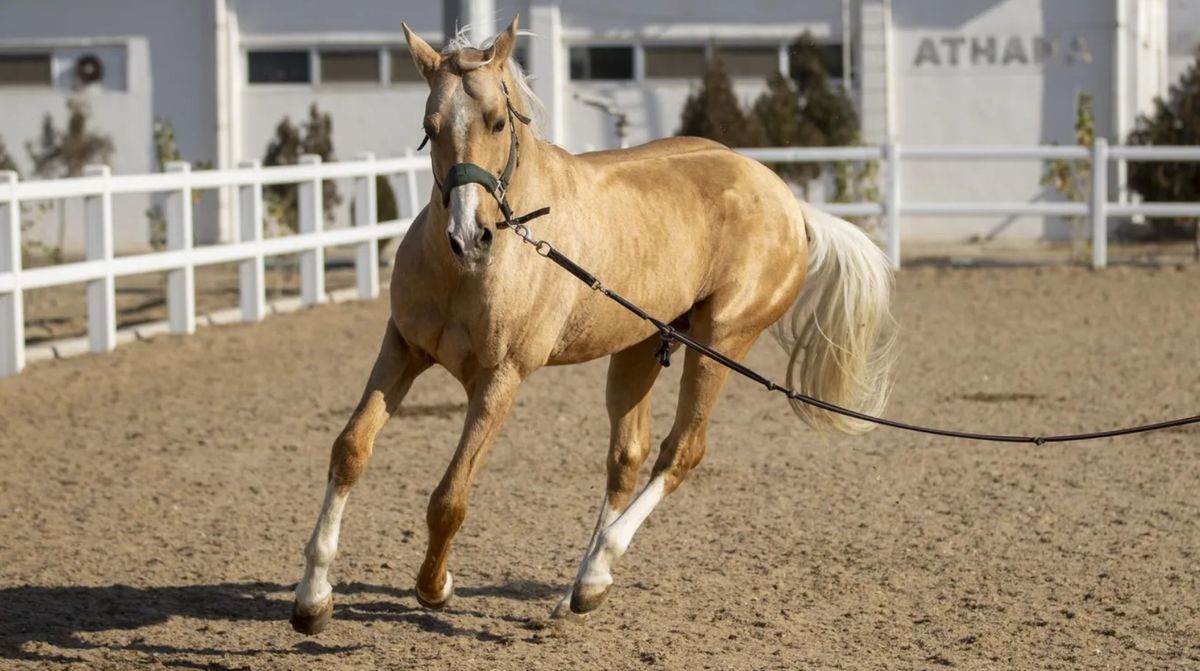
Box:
[2, 142, 1199, 377]
[738, 141, 1200, 272]
[0, 151, 425, 377]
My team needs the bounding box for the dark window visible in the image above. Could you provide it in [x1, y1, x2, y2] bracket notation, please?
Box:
[0, 53, 51, 86]
[390, 49, 423, 82]
[320, 50, 379, 83]
[644, 45, 706, 78]
[719, 46, 780, 78]
[248, 50, 311, 84]
[569, 46, 634, 80]
[788, 43, 844, 80]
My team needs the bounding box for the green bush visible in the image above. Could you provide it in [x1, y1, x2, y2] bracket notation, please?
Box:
[262, 104, 343, 233]
[1126, 47, 1200, 239]
[678, 49, 767, 148]
[754, 33, 865, 198]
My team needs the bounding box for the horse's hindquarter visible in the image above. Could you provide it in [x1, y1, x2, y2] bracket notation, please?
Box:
[542, 138, 809, 364]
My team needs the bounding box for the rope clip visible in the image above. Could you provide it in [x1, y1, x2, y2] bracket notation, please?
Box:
[655, 329, 673, 368]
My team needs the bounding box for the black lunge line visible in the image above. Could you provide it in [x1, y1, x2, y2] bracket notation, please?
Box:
[495, 214, 1200, 445]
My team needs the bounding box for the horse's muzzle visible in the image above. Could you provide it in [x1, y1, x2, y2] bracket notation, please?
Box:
[448, 225, 493, 261]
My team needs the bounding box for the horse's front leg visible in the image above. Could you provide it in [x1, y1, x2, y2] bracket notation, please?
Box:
[291, 323, 429, 635]
[415, 363, 523, 608]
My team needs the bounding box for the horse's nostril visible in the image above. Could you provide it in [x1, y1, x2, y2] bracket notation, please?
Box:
[479, 228, 493, 248]
[448, 232, 465, 257]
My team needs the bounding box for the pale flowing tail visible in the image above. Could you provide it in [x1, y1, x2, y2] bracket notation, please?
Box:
[769, 205, 897, 435]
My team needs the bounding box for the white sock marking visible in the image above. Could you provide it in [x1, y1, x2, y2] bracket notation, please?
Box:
[295, 479, 347, 609]
[577, 475, 667, 590]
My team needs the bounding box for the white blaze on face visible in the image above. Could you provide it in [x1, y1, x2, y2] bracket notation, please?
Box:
[446, 88, 481, 247]
[448, 184, 480, 246]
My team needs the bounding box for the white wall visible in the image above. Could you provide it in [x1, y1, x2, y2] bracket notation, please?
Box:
[559, 0, 844, 152]
[890, 0, 1119, 241]
[1167, 0, 1200, 83]
[0, 0, 216, 253]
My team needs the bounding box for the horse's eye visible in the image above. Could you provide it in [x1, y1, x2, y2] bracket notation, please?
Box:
[423, 120, 438, 139]
[491, 118, 506, 134]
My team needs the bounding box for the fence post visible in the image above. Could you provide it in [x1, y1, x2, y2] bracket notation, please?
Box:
[354, 152, 380, 300]
[884, 142, 902, 270]
[165, 162, 196, 334]
[238, 160, 266, 322]
[0, 171, 23, 376]
[1090, 137, 1109, 269]
[83, 165, 116, 353]
[298, 154, 325, 307]
[404, 148, 421, 219]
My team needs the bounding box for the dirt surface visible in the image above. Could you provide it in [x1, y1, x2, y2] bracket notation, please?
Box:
[1, 265, 1198, 670]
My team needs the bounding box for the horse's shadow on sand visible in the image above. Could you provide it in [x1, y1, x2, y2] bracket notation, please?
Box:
[0, 579, 560, 667]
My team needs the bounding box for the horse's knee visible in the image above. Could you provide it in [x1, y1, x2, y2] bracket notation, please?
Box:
[606, 441, 649, 497]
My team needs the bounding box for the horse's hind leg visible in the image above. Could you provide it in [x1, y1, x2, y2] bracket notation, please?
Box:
[551, 335, 665, 620]
[570, 305, 762, 615]
[291, 322, 429, 635]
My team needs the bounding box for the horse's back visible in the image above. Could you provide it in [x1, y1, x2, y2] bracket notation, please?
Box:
[575, 136, 731, 166]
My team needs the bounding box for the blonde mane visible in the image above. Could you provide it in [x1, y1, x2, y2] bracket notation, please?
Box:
[441, 26, 547, 139]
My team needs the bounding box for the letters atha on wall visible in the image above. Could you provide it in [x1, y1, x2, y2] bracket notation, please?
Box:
[913, 35, 1093, 68]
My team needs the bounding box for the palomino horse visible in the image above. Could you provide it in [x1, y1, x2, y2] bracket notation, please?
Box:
[290, 18, 896, 634]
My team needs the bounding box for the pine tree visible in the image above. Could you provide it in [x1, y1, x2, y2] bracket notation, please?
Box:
[752, 33, 866, 198]
[678, 50, 767, 149]
[263, 104, 343, 232]
[753, 73, 820, 187]
[786, 34, 858, 149]
[1127, 47, 1200, 239]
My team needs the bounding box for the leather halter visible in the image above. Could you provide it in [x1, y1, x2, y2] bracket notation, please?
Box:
[424, 81, 547, 229]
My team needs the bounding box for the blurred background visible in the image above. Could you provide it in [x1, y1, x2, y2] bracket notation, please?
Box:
[0, 0, 1198, 256]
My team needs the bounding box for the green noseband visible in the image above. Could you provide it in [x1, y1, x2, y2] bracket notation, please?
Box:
[440, 163, 502, 204]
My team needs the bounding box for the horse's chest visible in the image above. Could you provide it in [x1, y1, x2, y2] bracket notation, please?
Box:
[391, 296, 512, 377]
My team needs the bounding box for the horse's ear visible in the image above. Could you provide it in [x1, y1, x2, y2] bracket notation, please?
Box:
[402, 22, 441, 81]
[489, 16, 519, 65]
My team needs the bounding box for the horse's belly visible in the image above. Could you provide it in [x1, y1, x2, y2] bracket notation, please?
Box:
[544, 292, 687, 366]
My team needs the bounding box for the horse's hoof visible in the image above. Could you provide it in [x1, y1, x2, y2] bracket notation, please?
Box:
[569, 581, 611, 615]
[550, 593, 589, 623]
[290, 595, 333, 635]
[415, 570, 454, 610]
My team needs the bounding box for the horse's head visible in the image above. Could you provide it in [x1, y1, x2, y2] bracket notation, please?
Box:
[402, 18, 524, 265]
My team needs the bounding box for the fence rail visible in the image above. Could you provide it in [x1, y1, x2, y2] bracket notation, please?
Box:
[2, 142, 1199, 377]
[738, 140, 1200, 272]
[0, 151, 426, 377]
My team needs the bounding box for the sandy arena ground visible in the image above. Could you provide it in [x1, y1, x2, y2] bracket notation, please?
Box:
[1, 265, 1198, 670]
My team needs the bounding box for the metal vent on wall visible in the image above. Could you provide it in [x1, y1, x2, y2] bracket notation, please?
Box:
[74, 53, 104, 86]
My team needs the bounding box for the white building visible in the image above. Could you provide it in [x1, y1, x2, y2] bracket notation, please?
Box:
[0, 0, 1197, 251]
